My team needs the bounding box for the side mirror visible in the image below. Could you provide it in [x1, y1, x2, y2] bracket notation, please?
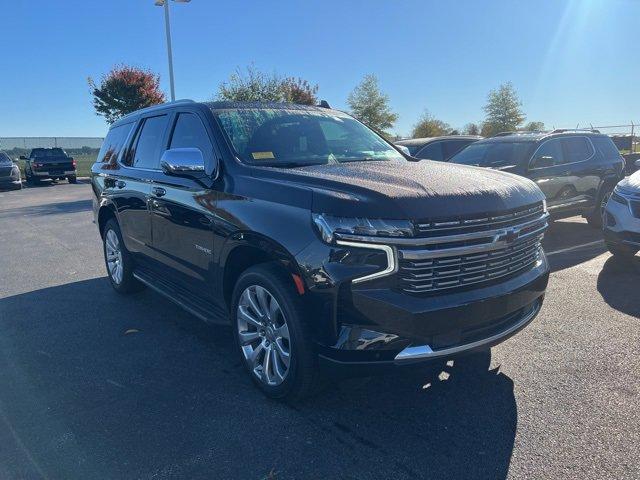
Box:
[160, 148, 206, 178]
[532, 155, 554, 169]
[635, 159, 640, 168]
[19, 155, 27, 160]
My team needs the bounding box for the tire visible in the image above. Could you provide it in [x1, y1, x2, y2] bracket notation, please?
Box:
[102, 219, 145, 294]
[606, 241, 638, 258]
[586, 188, 612, 228]
[68, 175, 77, 184]
[231, 263, 320, 401]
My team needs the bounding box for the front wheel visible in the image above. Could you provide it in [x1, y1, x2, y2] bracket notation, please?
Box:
[231, 263, 319, 400]
[102, 219, 145, 294]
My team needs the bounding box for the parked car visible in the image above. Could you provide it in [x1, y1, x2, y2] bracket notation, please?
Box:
[449, 130, 626, 227]
[395, 136, 482, 161]
[603, 165, 640, 258]
[92, 100, 550, 400]
[21, 147, 77, 185]
[0, 151, 22, 190]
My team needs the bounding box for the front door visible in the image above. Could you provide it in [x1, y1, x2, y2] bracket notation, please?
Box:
[148, 111, 217, 300]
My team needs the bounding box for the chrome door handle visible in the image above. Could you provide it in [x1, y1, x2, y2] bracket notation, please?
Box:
[152, 187, 166, 197]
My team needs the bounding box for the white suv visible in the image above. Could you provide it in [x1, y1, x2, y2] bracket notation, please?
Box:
[603, 167, 640, 258]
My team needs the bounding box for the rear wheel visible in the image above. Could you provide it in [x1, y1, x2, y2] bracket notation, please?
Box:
[232, 263, 319, 400]
[68, 175, 77, 184]
[102, 219, 145, 294]
[606, 241, 638, 258]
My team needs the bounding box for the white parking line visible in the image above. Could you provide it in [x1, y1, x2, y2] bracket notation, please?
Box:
[546, 240, 604, 257]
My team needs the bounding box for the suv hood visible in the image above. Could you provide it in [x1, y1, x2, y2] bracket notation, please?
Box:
[261, 160, 545, 220]
[617, 170, 640, 193]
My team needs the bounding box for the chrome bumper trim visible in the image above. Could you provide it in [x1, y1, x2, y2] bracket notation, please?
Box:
[335, 240, 397, 284]
[393, 300, 541, 364]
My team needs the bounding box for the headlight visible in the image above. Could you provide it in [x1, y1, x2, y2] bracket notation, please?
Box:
[10, 166, 20, 178]
[610, 187, 628, 206]
[312, 213, 413, 243]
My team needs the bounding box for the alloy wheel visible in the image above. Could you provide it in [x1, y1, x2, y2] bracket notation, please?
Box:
[600, 191, 612, 223]
[105, 229, 124, 285]
[237, 285, 291, 386]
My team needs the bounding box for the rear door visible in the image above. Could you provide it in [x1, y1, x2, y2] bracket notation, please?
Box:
[110, 114, 170, 257]
[148, 109, 218, 299]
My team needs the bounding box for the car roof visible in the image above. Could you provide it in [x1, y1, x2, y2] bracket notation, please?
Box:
[476, 131, 611, 144]
[396, 136, 482, 146]
[111, 100, 348, 128]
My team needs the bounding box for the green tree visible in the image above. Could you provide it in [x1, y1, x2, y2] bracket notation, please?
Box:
[522, 121, 545, 132]
[482, 82, 526, 136]
[462, 123, 481, 136]
[217, 65, 283, 102]
[411, 111, 451, 138]
[88, 65, 165, 124]
[217, 66, 319, 105]
[347, 74, 398, 133]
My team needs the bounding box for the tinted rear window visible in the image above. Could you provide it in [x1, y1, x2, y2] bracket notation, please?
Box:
[592, 137, 621, 158]
[96, 123, 134, 168]
[32, 148, 66, 158]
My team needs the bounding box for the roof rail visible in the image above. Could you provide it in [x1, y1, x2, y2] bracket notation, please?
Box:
[492, 131, 544, 137]
[551, 128, 601, 134]
[117, 99, 196, 122]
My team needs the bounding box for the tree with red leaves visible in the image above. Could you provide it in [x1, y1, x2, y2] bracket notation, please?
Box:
[89, 66, 166, 124]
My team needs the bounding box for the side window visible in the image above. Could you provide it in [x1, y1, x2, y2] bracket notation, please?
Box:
[416, 142, 444, 161]
[561, 137, 594, 164]
[591, 136, 621, 159]
[533, 139, 564, 167]
[443, 140, 473, 160]
[96, 123, 134, 167]
[131, 115, 169, 169]
[169, 113, 212, 165]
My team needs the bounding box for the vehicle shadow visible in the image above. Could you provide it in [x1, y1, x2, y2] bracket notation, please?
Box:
[543, 217, 607, 272]
[0, 278, 516, 480]
[596, 255, 640, 318]
[0, 199, 92, 218]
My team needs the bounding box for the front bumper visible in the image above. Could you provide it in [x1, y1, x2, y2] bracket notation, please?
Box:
[0, 176, 21, 189]
[603, 195, 640, 248]
[317, 254, 549, 371]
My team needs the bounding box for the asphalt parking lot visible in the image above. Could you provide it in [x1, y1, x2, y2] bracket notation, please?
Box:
[0, 182, 638, 480]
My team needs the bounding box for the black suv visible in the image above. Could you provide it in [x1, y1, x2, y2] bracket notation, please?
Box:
[91, 101, 550, 399]
[449, 131, 626, 227]
[21, 148, 77, 185]
[395, 135, 482, 161]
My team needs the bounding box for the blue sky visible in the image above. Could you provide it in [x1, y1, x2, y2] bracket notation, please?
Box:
[1, 0, 638, 137]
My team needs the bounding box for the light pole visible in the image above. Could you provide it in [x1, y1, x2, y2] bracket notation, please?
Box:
[154, 0, 191, 102]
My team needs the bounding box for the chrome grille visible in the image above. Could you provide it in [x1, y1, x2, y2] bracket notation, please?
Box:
[399, 235, 543, 294]
[415, 203, 544, 237]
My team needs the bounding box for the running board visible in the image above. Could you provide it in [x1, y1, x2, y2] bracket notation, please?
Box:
[133, 268, 229, 325]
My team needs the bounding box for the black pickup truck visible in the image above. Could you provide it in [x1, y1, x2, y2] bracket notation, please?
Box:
[21, 148, 77, 185]
[92, 101, 550, 400]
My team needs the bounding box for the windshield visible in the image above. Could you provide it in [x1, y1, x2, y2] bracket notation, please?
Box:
[450, 141, 533, 168]
[0, 152, 11, 165]
[32, 148, 67, 158]
[212, 108, 403, 167]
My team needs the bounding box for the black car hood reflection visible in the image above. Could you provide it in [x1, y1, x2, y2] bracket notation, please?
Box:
[256, 160, 544, 220]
